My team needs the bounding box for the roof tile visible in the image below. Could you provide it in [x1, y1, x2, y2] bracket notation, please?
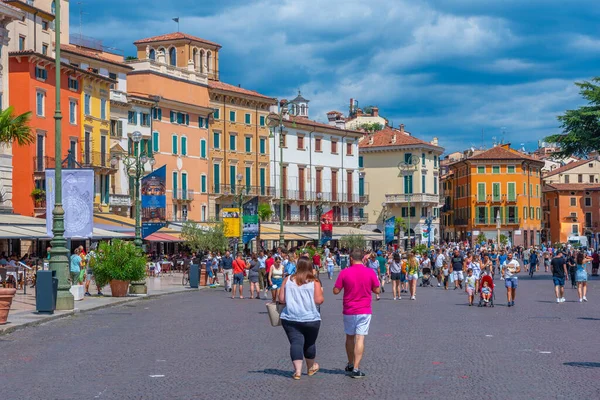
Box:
[133, 32, 221, 48]
[543, 183, 600, 192]
[544, 159, 591, 177]
[208, 80, 274, 100]
[60, 44, 132, 69]
[358, 127, 440, 149]
[467, 145, 542, 163]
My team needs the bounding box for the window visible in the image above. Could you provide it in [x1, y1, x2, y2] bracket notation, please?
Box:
[434, 177, 438, 195]
[297, 136, 304, 150]
[259, 138, 266, 154]
[281, 133, 287, 147]
[41, 43, 48, 55]
[585, 197, 591, 207]
[172, 135, 178, 154]
[201, 175, 207, 193]
[84, 94, 91, 116]
[554, 197, 558, 207]
[403, 175, 413, 194]
[68, 76, 78, 90]
[477, 183, 486, 202]
[359, 156, 363, 168]
[578, 174, 583, 183]
[100, 99, 107, 120]
[536, 207, 541, 220]
[572, 224, 579, 235]
[214, 108, 220, 119]
[200, 139, 207, 158]
[492, 183, 501, 201]
[434, 155, 438, 168]
[42, 21, 49, 30]
[214, 132, 220, 149]
[315, 138, 322, 151]
[507, 165, 515, 174]
[590, 175, 595, 183]
[492, 165, 500, 174]
[259, 116, 265, 126]
[347, 142, 353, 156]
[176, 112, 189, 125]
[404, 153, 413, 164]
[422, 175, 426, 193]
[18, 35, 25, 51]
[530, 207, 534, 220]
[422, 153, 426, 166]
[477, 166, 485, 174]
[229, 110, 236, 122]
[529, 184, 533, 197]
[127, 110, 136, 124]
[229, 135, 236, 151]
[569, 197, 576, 206]
[507, 182, 516, 201]
[523, 206, 527, 220]
[244, 113, 251, 124]
[198, 116, 205, 128]
[140, 113, 150, 127]
[169, 47, 177, 66]
[181, 137, 187, 156]
[153, 108, 162, 120]
[111, 120, 123, 137]
[536, 184, 540, 198]
[245, 167, 251, 189]
[152, 132, 159, 152]
[69, 100, 77, 124]
[36, 91, 45, 116]
[245, 137, 251, 153]
[564, 175, 570, 183]
[35, 66, 47, 80]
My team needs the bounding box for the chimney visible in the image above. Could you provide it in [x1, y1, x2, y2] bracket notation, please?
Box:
[335, 120, 346, 129]
[400, 124, 405, 133]
[369, 134, 374, 145]
[431, 137, 438, 146]
[350, 98, 354, 113]
[372, 107, 379, 117]
[391, 133, 397, 144]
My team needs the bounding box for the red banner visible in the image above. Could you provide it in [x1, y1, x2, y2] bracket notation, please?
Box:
[320, 209, 333, 244]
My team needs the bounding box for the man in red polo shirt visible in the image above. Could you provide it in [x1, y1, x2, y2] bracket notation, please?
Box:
[312, 252, 322, 276]
[264, 251, 275, 296]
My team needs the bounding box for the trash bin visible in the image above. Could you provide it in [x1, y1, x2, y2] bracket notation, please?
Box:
[189, 263, 199, 288]
[340, 255, 349, 270]
[36, 270, 58, 314]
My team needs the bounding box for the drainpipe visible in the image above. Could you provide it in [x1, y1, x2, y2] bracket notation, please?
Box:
[34, 11, 38, 52]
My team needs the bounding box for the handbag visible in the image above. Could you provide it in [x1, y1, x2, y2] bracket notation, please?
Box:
[266, 302, 285, 327]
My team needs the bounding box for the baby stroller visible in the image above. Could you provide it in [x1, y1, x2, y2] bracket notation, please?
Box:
[478, 274, 495, 307]
[420, 267, 433, 287]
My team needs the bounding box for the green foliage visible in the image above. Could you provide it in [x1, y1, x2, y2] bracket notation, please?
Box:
[412, 244, 427, 255]
[545, 78, 600, 158]
[476, 232, 487, 245]
[359, 122, 384, 133]
[125, 56, 138, 61]
[339, 233, 366, 251]
[181, 221, 229, 253]
[499, 234, 509, 247]
[0, 106, 34, 146]
[31, 188, 46, 201]
[394, 217, 407, 236]
[93, 240, 147, 287]
[257, 203, 273, 222]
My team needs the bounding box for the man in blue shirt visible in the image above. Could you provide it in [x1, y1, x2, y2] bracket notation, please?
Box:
[498, 251, 507, 280]
[220, 251, 234, 292]
[257, 250, 268, 294]
[69, 248, 83, 286]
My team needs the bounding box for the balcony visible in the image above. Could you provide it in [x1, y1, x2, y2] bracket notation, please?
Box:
[272, 212, 367, 225]
[33, 157, 56, 175]
[82, 152, 117, 172]
[213, 185, 276, 198]
[172, 189, 194, 202]
[110, 90, 127, 103]
[474, 217, 520, 225]
[273, 190, 369, 205]
[454, 218, 468, 226]
[385, 193, 442, 205]
[109, 194, 132, 207]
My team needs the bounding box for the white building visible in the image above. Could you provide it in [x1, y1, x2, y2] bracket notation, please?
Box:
[269, 93, 368, 227]
[327, 98, 388, 131]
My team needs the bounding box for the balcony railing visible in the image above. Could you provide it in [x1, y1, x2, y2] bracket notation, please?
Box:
[474, 217, 520, 225]
[110, 89, 127, 103]
[172, 189, 194, 201]
[109, 194, 132, 207]
[82, 151, 116, 170]
[213, 185, 276, 197]
[385, 193, 442, 204]
[272, 213, 368, 224]
[273, 190, 369, 204]
[33, 156, 56, 173]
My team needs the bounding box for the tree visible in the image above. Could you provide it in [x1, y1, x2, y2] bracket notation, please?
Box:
[0, 106, 34, 146]
[339, 233, 366, 252]
[499, 234, 509, 248]
[412, 244, 427, 255]
[394, 217, 407, 237]
[359, 122, 384, 133]
[256, 203, 273, 250]
[476, 232, 487, 245]
[545, 78, 600, 158]
[181, 221, 229, 254]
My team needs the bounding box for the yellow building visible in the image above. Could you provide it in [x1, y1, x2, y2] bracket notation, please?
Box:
[446, 144, 544, 247]
[207, 81, 277, 219]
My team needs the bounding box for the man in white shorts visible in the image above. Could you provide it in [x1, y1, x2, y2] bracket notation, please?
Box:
[450, 249, 465, 290]
[334, 249, 380, 379]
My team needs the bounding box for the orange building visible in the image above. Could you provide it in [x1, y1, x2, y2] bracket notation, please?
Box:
[9, 51, 102, 217]
[446, 144, 544, 247]
[542, 183, 600, 245]
[127, 33, 214, 222]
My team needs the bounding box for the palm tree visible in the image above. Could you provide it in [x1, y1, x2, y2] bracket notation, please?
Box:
[256, 203, 273, 250]
[0, 107, 34, 146]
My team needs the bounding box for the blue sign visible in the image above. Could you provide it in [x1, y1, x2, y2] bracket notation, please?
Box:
[385, 216, 395, 244]
[141, 165, 166, 238]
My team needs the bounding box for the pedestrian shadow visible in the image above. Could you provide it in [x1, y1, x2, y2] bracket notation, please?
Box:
[578, 317, 600, 321]
[563, 362, 600, 368]
[249, 368, 347, 377]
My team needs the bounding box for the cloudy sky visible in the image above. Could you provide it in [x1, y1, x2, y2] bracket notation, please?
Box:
[76, 0, 600, 153]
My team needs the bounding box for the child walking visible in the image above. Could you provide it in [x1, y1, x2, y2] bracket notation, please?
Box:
[465, 268, 476, 306]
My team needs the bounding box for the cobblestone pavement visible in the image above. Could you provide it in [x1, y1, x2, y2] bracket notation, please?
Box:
[1, 271, 599, 400]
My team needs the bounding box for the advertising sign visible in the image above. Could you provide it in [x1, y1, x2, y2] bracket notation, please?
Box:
[46, 169, 94, 238]
[320, 209, 333, 245]
[384, 216, 395, 244]
[222, 208, 241, 238]
[142, 165, 166, 238]
[242, 197, 259, 244]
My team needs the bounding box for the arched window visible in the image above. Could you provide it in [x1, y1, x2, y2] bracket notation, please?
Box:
[169, 47, 177, 66]
[206, 51, 212, 73]
[300, 105, 306, 115]
[199, 50, 205, 73]
[149, 49, 156, 60]
[192, 48, 198, 69]
[51, 1, 56, 15]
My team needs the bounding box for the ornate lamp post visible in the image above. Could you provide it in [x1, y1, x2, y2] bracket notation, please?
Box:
[266, 101, 290, 248]
[49, 0, 74, 310]
[398, 156, 420, 252]
[111, 131, 155, 248]
[316, 192, 323, 245]
[381, 202, 390, 250]
[236, 172, 244, 253]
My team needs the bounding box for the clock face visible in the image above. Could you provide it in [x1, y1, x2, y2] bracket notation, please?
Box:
[64, 193, 91, 235]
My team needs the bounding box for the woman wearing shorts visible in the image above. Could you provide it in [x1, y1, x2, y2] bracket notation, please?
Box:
[247, 253, 261, 299]
[576, 252, 592, 303]
[389, 253, 403, 300]
[268, 256, 285, 302]
[406, 252, 419, 300]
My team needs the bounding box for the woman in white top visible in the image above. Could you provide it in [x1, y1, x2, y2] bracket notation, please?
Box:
[279, 256, 324, 379]
[268, 256, 284, 302]
[325, 255, 336, 280]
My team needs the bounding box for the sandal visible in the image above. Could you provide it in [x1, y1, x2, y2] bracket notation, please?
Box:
[292, 373, 301, 380]
[308, 363, 320, 376]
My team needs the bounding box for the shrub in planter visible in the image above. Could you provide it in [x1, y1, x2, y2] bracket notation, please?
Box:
[93, 240, 146, 297]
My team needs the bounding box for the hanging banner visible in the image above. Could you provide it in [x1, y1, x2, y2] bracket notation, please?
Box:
[242, 197, 259, 244]
[421, 224, 430, 239]
[385, 216, 395, 244]
[142, 165, 166, 238]
[222, 208, 241, 238]
[46, 169, 94, 238]
[320, 209, 333, 245]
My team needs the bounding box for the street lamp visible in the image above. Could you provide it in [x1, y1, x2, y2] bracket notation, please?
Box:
[266, 101, 290, 248]
[381, 202, 390, 250]
[111, 131, 155, 249]
[398, 156, 420, 252]
[316, 192, 323, 246]
[236, 172, 244, 253]
[49, 0, 73, 310]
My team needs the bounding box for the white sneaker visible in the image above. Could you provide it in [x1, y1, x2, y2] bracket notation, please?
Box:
[437, 283, 441, 287]
[410, 296, 415, 300]
[556, 298, 561, 303]
[393, 297, 397, 300]
[579, 298, 583, 303]
[561, 297, 566, 303]
[583, 296, 588, 302]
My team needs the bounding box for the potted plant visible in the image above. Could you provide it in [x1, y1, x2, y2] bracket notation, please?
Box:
[31, 188, 46, 207]
[0, 287, 16, 325]
[93, 240, 147, 297]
